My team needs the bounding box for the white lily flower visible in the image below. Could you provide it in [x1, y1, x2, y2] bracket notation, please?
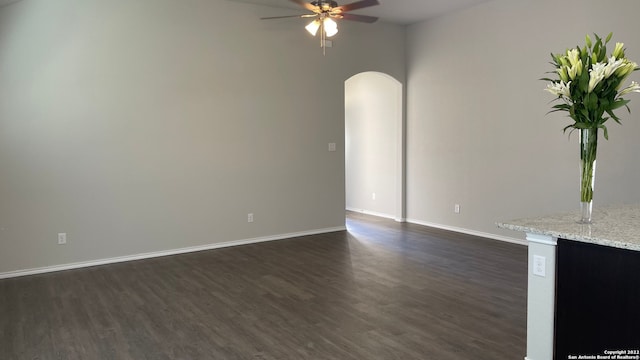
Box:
[604, 56, 625, 78]
[568, 59, 583, 80]
[618, 81, 640, 96]
[545, 81, 572, 98]
[588, 62, 607, 93]
[615, 61, 638, 78]
[567, 49, 581, 66]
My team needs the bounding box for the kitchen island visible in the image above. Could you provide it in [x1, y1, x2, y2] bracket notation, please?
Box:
[497, 204, 640, 360]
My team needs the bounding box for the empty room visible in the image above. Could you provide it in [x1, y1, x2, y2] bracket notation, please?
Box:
[1, 0, 639, 359]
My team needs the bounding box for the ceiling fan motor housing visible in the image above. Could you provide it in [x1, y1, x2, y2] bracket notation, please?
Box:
[311, 0, 339, 12]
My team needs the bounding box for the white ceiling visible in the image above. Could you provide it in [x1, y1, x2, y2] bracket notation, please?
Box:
[228, 0, 492, 25]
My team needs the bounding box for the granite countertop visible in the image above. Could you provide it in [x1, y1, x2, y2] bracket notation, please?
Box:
[497, 203, 640, 252]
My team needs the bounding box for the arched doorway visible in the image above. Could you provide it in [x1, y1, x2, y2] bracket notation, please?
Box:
[345, 72, 404, 222]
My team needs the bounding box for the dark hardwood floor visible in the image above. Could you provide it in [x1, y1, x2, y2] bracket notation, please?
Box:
[0, 212, 527, 359]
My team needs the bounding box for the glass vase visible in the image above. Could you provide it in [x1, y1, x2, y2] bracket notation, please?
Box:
[579, 128, 597, 224]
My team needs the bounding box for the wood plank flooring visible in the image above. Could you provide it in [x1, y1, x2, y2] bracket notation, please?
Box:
[0, 212, 527, 359]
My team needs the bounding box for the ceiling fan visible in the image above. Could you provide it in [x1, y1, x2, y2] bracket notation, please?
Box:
[261, 0, 380, 53]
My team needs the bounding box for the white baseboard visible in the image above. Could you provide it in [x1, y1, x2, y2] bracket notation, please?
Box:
[0, 226, 346, 279]
[346, 207, 398, 221]
[405, 218, 527, 246]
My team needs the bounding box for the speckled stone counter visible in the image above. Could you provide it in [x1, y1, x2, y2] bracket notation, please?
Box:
[497, 203, 640, 252]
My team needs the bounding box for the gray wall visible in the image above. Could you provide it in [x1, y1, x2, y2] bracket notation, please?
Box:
[406, 0, 640, 240]
[0, 0, 405, 273]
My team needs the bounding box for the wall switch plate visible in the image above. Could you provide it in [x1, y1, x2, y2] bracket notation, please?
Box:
[58, 233, 67, 245]
[533, 255, 546, 277]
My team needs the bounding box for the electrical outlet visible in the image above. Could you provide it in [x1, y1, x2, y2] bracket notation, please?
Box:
[533, 255, 546, 277]
[58, 233, 67, 245]
[372, 193, 376, 200]
[454, 204, 460, 214]
[328, 143, 336, 152]
[247, 213, 254, 223]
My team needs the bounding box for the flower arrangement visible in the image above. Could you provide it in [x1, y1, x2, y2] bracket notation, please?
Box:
[543, 33, 639, 223]
[543, 33, 639, 138]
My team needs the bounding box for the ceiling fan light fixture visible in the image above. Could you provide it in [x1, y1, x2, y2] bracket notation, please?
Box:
[323, 17, 338, 37]
[305, 19, 321, 36]
[262, 0, 379, 53]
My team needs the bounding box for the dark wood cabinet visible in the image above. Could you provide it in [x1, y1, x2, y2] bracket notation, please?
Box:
[555, 239, 640, 359]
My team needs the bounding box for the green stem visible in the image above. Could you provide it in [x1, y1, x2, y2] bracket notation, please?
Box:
[580, 128, 598, 203]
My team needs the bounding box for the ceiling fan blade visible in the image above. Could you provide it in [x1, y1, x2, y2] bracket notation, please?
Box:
[339, 13, 378, 23]
[334, 0, 379, 13]
[289, 0, 319, 12]
[260, 14, 315, 20]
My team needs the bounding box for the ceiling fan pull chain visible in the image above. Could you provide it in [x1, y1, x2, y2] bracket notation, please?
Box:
[321, 20, 326, 55]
